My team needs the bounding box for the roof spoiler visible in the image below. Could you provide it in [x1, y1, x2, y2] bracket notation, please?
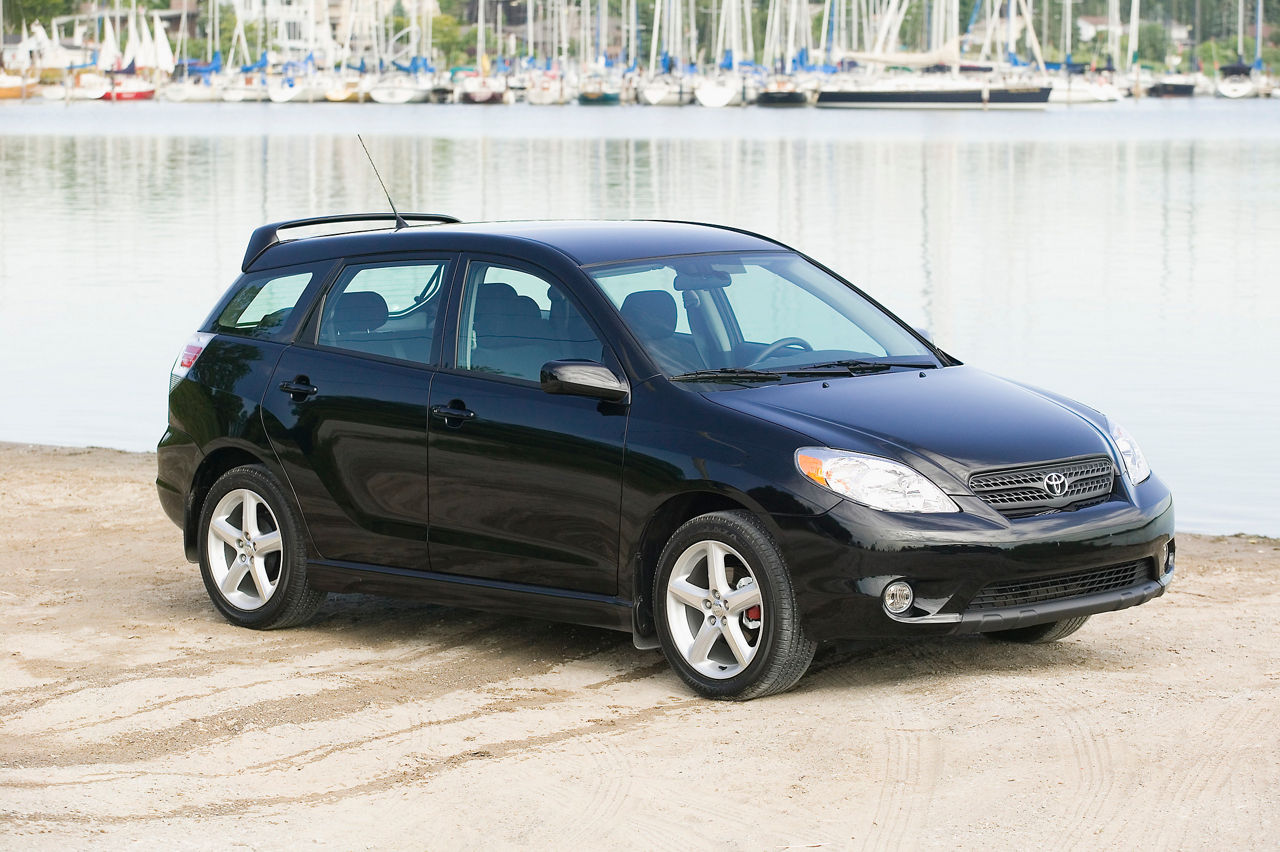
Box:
[241, 213, 461, 272]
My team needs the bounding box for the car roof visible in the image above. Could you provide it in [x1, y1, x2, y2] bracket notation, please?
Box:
[247, 218, 787, 272]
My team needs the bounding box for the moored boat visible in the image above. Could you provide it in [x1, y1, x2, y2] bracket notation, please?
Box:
[639, 75, 694, 105]
[102, 74, 156, 101]
[577, 73, 621, 105]
[756, 75, 809, 106]
[0, 72, 35, 99]
[817, 76, 1051, 109]
[1215, 63, 1257, 98]
[368, 74, 430, 104]
[1147, 73, 1197, 97]
[693, 73, 751, 107]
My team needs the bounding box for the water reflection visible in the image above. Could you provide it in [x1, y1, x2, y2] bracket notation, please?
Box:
[0, 109, 1276, 535]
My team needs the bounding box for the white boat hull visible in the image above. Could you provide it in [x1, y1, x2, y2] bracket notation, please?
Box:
[267, 79, 328, 103]
[160, 80, 223, 102]
[693, 77, 745, 108]
[640, 79, 695, 105]
[368, 80, 430, 104]
[1216, 76, 1257, 98]
[1049, 79, 1122, 103]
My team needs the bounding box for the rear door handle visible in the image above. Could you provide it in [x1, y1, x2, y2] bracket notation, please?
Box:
[279, 378, 318, 400]
[430, 404, 476, 424]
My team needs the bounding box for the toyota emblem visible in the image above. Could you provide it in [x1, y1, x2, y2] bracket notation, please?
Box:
[1044, 472, 1068, 496]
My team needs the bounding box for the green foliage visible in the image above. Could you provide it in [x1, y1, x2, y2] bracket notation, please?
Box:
[432, 14, 469, 66]
[4, 0, 77, 31]
[1138, 21, 1169, 61]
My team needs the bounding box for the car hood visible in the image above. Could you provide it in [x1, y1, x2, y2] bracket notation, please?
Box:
[703, 366, 1114, 492]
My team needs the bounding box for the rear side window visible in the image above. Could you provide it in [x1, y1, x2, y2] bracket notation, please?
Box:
[212, 269, 317, 339]
[316, 259, 450, 366]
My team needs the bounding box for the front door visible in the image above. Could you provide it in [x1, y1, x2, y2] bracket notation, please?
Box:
[263, 256, 452, 569]
[427, 257, 628, 596]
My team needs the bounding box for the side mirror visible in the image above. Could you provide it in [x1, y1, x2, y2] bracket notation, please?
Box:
[540, 360, 630, 402]
[914, 326, 934, 343]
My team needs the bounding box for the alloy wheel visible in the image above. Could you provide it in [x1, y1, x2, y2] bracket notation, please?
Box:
[664, 539, 764, 679]
[205, 488, 284, 611]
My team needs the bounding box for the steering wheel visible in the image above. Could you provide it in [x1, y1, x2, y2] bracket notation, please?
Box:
[750, 336, 813, 364]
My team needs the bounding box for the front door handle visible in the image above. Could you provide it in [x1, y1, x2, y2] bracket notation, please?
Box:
[279, 377, 318, 400]
[430, 404, 476, 425]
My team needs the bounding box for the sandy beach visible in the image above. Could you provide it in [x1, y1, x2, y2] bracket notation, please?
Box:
[1, 441, 1277, 849]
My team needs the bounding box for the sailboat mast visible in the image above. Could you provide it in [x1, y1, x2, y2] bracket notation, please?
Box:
[1062, 0, 1071, 63]
[1255, 0, 1263, 67]
[1127, 0, 1140, 72]
[1006, 0, 1013, 61]
[1236, 0, 1244, 58]
[477, 0, 485, 70]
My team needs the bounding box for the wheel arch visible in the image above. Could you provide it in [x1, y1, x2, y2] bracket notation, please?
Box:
[628, 489, 776, 649]
[183, 443, 275, 562]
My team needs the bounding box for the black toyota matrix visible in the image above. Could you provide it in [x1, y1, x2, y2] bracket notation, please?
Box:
[157, 215, 1175, 700]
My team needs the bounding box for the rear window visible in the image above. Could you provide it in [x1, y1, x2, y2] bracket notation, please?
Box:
[212, 268, 319, 339]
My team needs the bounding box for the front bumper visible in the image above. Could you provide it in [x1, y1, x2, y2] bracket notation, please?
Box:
[778, 475, 1175, 642]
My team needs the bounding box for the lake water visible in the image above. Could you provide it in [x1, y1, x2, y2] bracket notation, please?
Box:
[2, 98, 1278, 536]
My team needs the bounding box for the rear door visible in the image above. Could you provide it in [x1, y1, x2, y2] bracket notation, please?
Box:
[262, 255, 454, 569]
[426, 255, 628, 596]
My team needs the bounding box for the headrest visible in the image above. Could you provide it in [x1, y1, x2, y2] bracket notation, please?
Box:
[620, 290, 677, 340]
[475, 283, 543, 342]
[332, 290, 389, 335]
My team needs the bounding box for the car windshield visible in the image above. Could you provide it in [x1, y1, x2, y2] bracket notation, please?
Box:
[587, 251, 937, 378]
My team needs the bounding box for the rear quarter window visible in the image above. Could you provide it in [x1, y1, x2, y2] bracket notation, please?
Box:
[211, 266, 323, 340]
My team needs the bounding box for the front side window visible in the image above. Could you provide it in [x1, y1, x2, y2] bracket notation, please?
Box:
[213, 269, 316, 339]
[456, 261, 604, 382]
[589, 252, 935, 375]
[316, 260, 449, 365]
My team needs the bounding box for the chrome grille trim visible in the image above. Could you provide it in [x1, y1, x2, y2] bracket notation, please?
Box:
[969, 455, 1116, 514]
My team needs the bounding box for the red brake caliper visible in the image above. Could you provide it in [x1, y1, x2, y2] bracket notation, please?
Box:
[745, 605, 761, 621]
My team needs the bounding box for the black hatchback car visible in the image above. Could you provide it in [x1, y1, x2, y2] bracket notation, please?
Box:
[158, 214, 1175, 700]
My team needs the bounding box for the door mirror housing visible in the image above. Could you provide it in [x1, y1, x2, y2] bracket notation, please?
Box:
[914, 326, 934, 343]
[540, 360, 630, 402]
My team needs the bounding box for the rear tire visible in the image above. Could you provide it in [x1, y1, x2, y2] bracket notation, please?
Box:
[653, 510, 815, 700]
[197, 465, 326, 629]
[985, 615, 1090, 644]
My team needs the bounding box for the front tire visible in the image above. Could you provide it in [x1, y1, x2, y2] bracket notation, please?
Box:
[654, 511, 815, 700]
[197, 465, 326, 629]
[985, 615, 1090, 644]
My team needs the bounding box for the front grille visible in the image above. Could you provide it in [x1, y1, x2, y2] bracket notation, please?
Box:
[969, 455, 1115, 515]
[968, 559, 1152, 610]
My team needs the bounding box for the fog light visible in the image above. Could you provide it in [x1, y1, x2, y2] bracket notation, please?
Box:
[1164, 539, 1176, 575]
[883, 581, 914, 615]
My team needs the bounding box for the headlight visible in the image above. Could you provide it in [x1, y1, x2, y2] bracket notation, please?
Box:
[795, 448, 959, 513]
[1108, 421, 1151, 484]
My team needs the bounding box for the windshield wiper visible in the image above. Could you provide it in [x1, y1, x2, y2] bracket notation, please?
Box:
[792, 359, 939, 374]
[670, 368, 783, 383]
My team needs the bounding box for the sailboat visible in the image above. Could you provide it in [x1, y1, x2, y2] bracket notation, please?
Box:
[817, 0, 1051, 109]
[758, 0, 814, 105]
[1046, 0, 1121, 102]
[694, 0, 756, 106]
[98, 8, 157, 100]
[1215, 0, 1259, 97]
[638, 0, 694, 104]
[459, 0, 510, 103]
[0, 17, 35, 98]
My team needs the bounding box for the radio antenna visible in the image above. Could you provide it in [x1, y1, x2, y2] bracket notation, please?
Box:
[357, 134, 407, 230]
